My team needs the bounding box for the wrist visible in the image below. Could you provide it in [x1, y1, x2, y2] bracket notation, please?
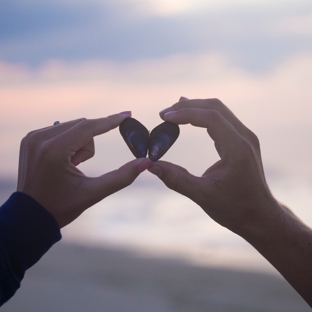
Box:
[238, 196, 310, 257]
[234, 194, 284, 242]
[236, 197, 312, 305]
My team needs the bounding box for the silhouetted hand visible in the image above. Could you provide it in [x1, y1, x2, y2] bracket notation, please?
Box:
[149, 97, 312, 307]
[149, 98, 279, 236]
[17, 113, 152, 228]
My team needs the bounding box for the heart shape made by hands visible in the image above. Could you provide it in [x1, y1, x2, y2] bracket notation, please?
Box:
[119, 118, 180, 162]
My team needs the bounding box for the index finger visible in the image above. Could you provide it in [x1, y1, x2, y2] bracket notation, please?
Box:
[55, 112, 132, 153]
[163, 108, 248, 163]
[161, 98, 252, 140]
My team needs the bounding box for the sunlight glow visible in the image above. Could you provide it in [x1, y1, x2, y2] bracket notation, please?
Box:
[122, 0, 287, 16]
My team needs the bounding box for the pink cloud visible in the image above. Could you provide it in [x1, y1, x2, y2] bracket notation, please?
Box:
[1, 52, 312, 178]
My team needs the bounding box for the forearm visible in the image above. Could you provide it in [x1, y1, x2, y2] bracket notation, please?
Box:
[242, 201, 312, 306]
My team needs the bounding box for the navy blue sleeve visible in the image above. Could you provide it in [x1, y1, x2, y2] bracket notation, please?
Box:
[0, 192, 62, 306]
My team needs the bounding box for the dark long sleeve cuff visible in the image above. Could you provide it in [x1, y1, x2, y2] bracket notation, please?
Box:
[0, 192, 62, 305]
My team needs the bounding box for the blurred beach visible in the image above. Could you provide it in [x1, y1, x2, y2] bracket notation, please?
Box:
[0, 178, 311, 311]
[1, 243, 310, 312]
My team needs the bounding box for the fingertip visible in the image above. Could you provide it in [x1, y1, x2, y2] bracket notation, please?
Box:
[148, 160, 177, 180]
[137, 158, 153, 173]
[119, 111, 132, 116]
[99, 158, 152, 195]
[148, 164, 164, 178]
[107, 111, 132, 127]
[163, 111, 177, 120]
[159, 107, 171, 118]
[159, 97, 188, 118]
[148, 161, 197, 199]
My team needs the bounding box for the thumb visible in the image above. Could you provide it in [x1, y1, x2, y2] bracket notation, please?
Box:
[148, 161, 200, 200]
[87, 158, 153, 200]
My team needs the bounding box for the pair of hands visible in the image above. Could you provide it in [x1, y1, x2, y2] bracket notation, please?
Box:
[17, 98, 277, 234]
[18, 98, 312, 306]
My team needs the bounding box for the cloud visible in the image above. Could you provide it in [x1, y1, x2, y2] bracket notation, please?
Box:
[0, 0, 311, 73]
[1, 52, 312, 178]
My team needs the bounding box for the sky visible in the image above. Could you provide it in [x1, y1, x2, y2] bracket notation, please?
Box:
[1, 0, 311, 70]
[1, 0, 312, 178]
[0, 0, 312, 270]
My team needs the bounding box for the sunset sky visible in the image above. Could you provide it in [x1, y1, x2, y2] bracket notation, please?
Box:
[1, 0, 312, 270]
[0, 0, 311, 200]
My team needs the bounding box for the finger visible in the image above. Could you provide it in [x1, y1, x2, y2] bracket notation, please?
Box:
[160, 98, 251, 140]
[163, 108, 248, 162]
[148, 161, 201, 200]
[86, 158, 153, 201]
[159, 98, 217, 119]
[71, 139, 95, 166]
[22, 118, 91, 143]
[56, 112, 132, 153]
[43, 118, 91, 139]
[160, 98, 228, 118]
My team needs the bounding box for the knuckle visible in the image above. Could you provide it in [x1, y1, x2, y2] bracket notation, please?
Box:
[247, 130, 260, 150]
[21, 130, 42, 149]
[22, 130, 36, 142]
[20, 134, 29, 149]
[235, 138, 256, 164]
[207, 98, 225, 109]
[205, 99, 230, 116]
[20, 134, 56, 164]
[39, 139, 57, 160]
[77, 117, 87, 123]
[77, 118, 89, 128]
[76, 118, 92, 133]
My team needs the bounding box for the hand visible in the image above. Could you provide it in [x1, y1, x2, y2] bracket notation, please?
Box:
[17, 113, 152, 228]
[148, 98, 280, 236]
[148, 98, 312, 306]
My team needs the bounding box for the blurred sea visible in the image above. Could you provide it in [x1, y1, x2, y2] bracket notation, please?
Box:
[1, 172, 311, 274]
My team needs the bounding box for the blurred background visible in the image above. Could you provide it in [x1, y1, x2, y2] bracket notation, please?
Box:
[1, 0, 312, 310]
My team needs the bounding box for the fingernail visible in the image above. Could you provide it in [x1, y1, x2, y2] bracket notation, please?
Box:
[164, 111, 177, 118]
[159, 107, 171, 115]
[179, 96, 188, 101]
[148, 165, 163, 178]
[138, 159, 152, 173]
[119, 111, 132, 115]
